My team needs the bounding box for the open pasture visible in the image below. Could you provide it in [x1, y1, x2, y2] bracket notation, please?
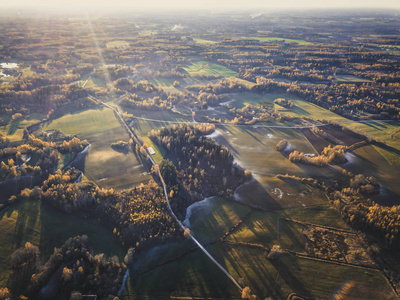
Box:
[334, 74, 372, 83]
[183, 196, 251, 244]
[106, 40, 130, 49]
[206, 243, 397, 300]
[193, 38, 217, 44]
[149, 77, 184, 93]
[283, 205, 351, 230]
[183, 60, 238, 77]
[0, 199, 124, 288]
[345, 120, 400, 151]
[126, 238, 396, 300]
[274, 97, 400, 163]
[339, 145, 400, 203]
[121, 109, 193, 136]
[234, 176, 328, 210]
[279, 98, 349, 122]
[126, 243, 239, 299]
[211, 126, 336, 208]
[42, 108, 150, 190]
[0, 113, 46, 142]
[227, 211, 306, 252]
[226, 91, 301, 109]
[249, 36, 314, 45]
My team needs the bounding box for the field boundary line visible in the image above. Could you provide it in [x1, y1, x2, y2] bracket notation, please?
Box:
[280, 218, 355, 234]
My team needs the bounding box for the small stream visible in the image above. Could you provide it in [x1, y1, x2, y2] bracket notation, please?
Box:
[117, 269, 130, 297]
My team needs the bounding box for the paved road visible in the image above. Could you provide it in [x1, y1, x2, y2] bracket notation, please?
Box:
[92, 95, 244, 293]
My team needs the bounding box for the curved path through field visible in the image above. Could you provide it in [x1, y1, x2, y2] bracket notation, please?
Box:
[91, 96, 244, 294]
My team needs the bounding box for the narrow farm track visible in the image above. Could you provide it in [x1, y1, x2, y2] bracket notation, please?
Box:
[91, 96, 244, 294]
[128, 114, 395, 129]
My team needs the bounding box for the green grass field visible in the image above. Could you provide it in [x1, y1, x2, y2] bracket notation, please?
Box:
[0, 199, 124, 287]
[125, 239, 396, 300]
[193, 38, 217, 44]
[183, 61, 238, 77]
[283, 205, 351, 230]
[271, 95, 400, 162]
[149, 77, 184, 93]
[335, 74, 372, 83]
[345, 120, 400, 151]
[212, 126, 336, 208]
[77, 74, 107, 89]
[206, 243, 396, 300]
[121, 109, 193, 136]
[42, 108, 151, 190]
[227, 91, 302, 109]
[249, 36, 314, 45]
[125, 242, 240, 299]
[184, 196, 251, 244]
[280, 98, 349, 122]
[0, 113, 46, 142]
[228, 211, 306, 252]
[374, 144, 400, 165]
[227, 92, 400, 158]
[106, 40, 130, 49]
[340, 145, 400, 199]
[150, 77, 186, 88]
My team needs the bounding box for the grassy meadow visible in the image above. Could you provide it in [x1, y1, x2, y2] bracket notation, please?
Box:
[227, 211, 306, 252]
[211, 125, 336, 208]
[249, 36, 314, 45]
[0, 113, 46, 142]
[126, 244, 239, 299]
[334, 74, 372, 83]
[193, 38, 217, 44]
[206, 244, 397, 300]
[184, 196, 251, 244]
[42, 108, 151, 190]
[183, 61, 238, 77]
[0, 199, 124, 287]
[283, 205, 351, 230]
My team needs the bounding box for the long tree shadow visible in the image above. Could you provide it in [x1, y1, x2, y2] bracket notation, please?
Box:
[209, 129, 240, 155]
[13, 199, 40, 250]
[242, 127, 267, 146]
[234, 179, 283, 211]
[270, 253, 312, 299]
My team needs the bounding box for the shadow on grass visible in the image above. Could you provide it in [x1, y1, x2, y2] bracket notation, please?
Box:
[13, 199, 40, 250]
[242, 127, 267, 146]
[111, 145, 129, 155]
[130, 246, 238, 299]
[209, 127, 240, 155]
[362, 121, 388, 130]
[235, 179, 283, 211]
[7, 120, 21, 136]
[290, 105, 311, 117]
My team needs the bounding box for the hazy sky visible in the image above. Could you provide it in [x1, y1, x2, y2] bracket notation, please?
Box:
[2, 0, 400, 10]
